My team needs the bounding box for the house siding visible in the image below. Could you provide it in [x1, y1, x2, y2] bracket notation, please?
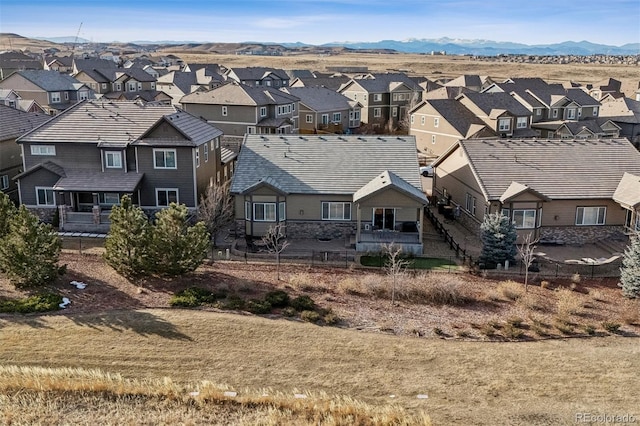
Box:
[19, 168, 60, 206]
[23, 142, 101, 170]
[182, 103, 258, 137]
[136, 145, 196, 207]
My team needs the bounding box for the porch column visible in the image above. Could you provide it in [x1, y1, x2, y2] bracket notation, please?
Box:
[418, 206, 424, 244]
[57, 191, 67, 231]
[92, 192, 101, 225]
[355, 203, 361, 244]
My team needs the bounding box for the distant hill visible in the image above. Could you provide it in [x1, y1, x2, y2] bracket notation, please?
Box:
[0, 33, 67, 52]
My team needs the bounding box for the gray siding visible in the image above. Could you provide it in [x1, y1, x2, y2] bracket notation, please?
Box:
[23, 142, 102, 170]
[19, 168, 60, 206]
[136, 145, 196, 207]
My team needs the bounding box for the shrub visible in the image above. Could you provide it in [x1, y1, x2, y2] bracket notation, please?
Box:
[323, 312, 340, 325]
[584, 324, 596, 335]
[555, 287, 584, 317]
[222, 295, 246, 310]
[497, 280, 524, 301]
[288, 273, 318, 292]
[336, 277, 363, 295]
[300, 310, 321, 323]
[264, 290, 290, 308]
[540, 280, 550, 289]
[517, 293, 546, 312]
[456, 330, 471, 338]
[554, 320, 574, 335]
[589, 289, 607, 303]
[531, 324, 549, 337]
[503, 324, 525, 339]
[433, 327, 444, 336]
[506, 317, 525, 328]
[246, 299, 273, 315]
[361, 274, 389, 298]
[290, 295, 316, 312]
[169, 287, 226, 307]
[0, 293, 62, 313]
[480, 324, 496, 338]
[602, 321, 621, 333]
[408, 277, 472, 306]
[281, 306, 297, 317]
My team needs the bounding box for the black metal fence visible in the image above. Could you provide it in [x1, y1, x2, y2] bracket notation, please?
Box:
[424, 207, 474, 265]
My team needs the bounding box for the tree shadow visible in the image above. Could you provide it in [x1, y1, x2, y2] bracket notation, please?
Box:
[0, 314, 53, 330]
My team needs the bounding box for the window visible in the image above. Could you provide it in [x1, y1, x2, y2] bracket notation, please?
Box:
[332, 112, 341, 122]
[64, 92, 69, 100]
[516, 117, 528, 128]
[279, 202, 286, 221]
[36, 187, 55, 206]
[105, 151, 122, 168]
[204, 147, 208, 162]
[322, 202, 351, 221]
[498, 118, 510, 131]
[101, 83, 107, 89]
[306, 114, 313, 123]
[552, 109, 558, 118]
[153, 149, 177, 169]
[567, 108, 576, 119]
[247, 126, 255, 134]
[31, 145, 56, 155]
[321, 114, 329, 125]
[373, 108, 381, 118]
[420, 116, 425, 125]
[79, 91, 89, 101]
[265, 80, 272, 87]
[128, 82, 136, 92]
[260, 106, 267, 117]
[431, 135, 436, 144]
[410, 115, 415, 124]
[222, 106, 227, 116]
[1, 175, 9, 190]
[536, 108, 542, 116]
[512, 209, 537, 229]
[465, 193, 476, 215]
[156, 189, 178, 206]
[245, 201, 251, 220]
[434, 117, 439, 127]
[578, 108, 582, 118]
[137, 82, 142, 91]
[373, 94, 382, 102]
[215, 138, 220, 149]
[196, 149, 200, 168]
[99, 193, 120, 205]
[115, 83, 122, 91]
[151, 82, 155, 89]
[253, 202, 276, 222]
[392, 107, 397, 117]
[50, 92, 61, 103]
[576, 206, 606, 226]
[593, 106, 598, 116]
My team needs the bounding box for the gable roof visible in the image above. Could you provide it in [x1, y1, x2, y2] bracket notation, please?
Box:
[499, 181, 551, 203]
[444, 75, 482, 89]
[458, 92, 532, 117]
[225, 67, 289, 82]
[290, 75, 351, 91]
[435, 138, 640, 201]
[353, 170, 428, 204]
[231, 134, 422, 195]
[0, 104, 51, 141]
[341, 72, 422, 93]
[9, 70, 84, 92]
[417, 99, 491, 137]
[135, 110, 223, 147]
[281, 87, 354, 111]
[613, 172, 640, 208]
[180, 82, 298, 106]
[598, 97, 640, 124]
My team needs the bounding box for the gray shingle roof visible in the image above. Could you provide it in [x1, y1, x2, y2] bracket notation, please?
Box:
[424, 99, 489, 137]
[152, 111, 223, 146]
[452, 138, 640, 201]
[52, 169, 144, 192]
[0, 104, 51, 140]
[459, 92, 532, 117]
[13, 70, 84, 92]
[281, 87, 352, 112]
[353, 170, 428, 204]
[226, 67, 289, 81]
[231, 134, 422, 195]
[73, 58, 117, 72]
[342, 72, 422, 93]
[291, 75, 351, 91]
[181, 82, 298, 106]
[613, 172, 640, 208]
[598, 97, 640, 124]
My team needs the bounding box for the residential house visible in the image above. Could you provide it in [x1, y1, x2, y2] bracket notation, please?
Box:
[224, 67, 290, 88]
[43, 56, 74, 73]
[431, 138, 640, 244]
[15, 100, 233, 232]
[156, 70, 218, 106]
[101, 90, 172, 104]
[422, 86, 471, 100]
[598, 96, 640, 147]
[0, 70, 95, 115]
[289, 75, 351, 91]
[456, 92, 537, 138]
[180, 81, 300, 137]
[230, 134, 428, 254]
[409, 98, 495, 157]
[586, 78, 623, 101]
[74, 67, 158, 95]
[281, 86, 361, 133]
[0, 51, 43, 80]
[0, 105, 50, 203]
[72, 58, 117, 75]
[0, 89, 21, 108]
[443, 75, 493, 93]
[338, 73, 422, 127]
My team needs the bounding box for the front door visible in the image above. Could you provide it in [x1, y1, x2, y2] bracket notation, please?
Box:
[373, 208, 395, 230]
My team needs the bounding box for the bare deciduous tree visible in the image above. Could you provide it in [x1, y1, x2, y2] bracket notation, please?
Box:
[261, 223, 290, 281]
[517, 233, 539, 292]
[197, 182, 234, 261]
[383, 242, 409, 306]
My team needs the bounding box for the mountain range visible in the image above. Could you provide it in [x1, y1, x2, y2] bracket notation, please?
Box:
[32, 35, 640, 56]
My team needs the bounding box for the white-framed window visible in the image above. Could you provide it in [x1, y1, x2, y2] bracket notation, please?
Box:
[151, 82, 155, 89]
[512, 209, 537, 229]
[260, 106, 267, 117]
[363, 94, 367, 101]
[567, 108, 576, 119]
[245, 201, 251, 220]
[50, 92, 61, 103]
[215, 138, 220, 149]
[128, 82, 136, 92]
[434, 117, 439, 127]
[578, 108, 582, 117]
[99, 192, 120, 205]
[153, 149, 177, 169]
[421, 116, 425, 125]
[247, 126, 255, 134]
[392, 107, 397, 117]
[105, 151, 122, 168]
[1, 175, 9, 190]
[353, 110, 360, 120]
[593, 106, 599, 116]
[552, 109, 558, 118]
[253, 202, 276, 222]
[265, 80, 272, 87]
[222, 106, 228, 116]
[322, 202, 351, 221]
[101, 83, 107, 89]
[306, 114, 313, 123]
[79, 91, 89, 101]
[431, 135, 436, 144]
[64, 92, 69, 100]
[137, 82, 142, 91]
[374, 108, 381, 118]
[30, 145, 56, 156]
[465, 193, 476, 215]
[196, 149, 200, 168]
[115, 83, 122, 91]
[321, 114, 329, 125]
[576, 206, 606, 226]
[332, 112, 341, 122]
[410, 115, 415, 124]
[536, 108, 542, 116]
[156, 188, 178, 206]
[373, 94, 382, 102]
[279, 202, 286, 221]
[499, 118, 510, 131]
[204, 147, 209, 162]
[291, 103, 295, 111]
[36, 187, 55, 206]
[516, 117, 528, 128]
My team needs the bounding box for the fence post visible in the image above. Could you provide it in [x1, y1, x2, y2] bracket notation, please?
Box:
[79, 238, 82, 255]
[311, 250, 315, 267]
[345, 250, 348, 268]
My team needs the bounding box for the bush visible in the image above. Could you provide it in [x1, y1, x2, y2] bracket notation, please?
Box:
[0, 293, 62, 313]
[282, 306, 297, 317]
[288, 273, 318, 292]
[480, 324, 496, 338]
[554, 320, 574, 335]
[602, 321, 621, 333]
[291, 295, 316, 312]
[169, 287, 227, 307]
[555, 287, 584, 317]
[503, 324, 525, 339]
[336, 277, 363, 295]
[246, 299, 273, 314]
[584, 324, 596, 335]
[264, 290, 290, 308]
[497, 280, 524, 301]
[300, 310, 321, 323]
[323, 312, 340, 325]
[222, 295, 246, 310]
[506, 317, 525, 328]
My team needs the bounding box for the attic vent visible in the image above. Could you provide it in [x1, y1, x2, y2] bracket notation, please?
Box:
[358, 137, 366, 141]
[338, 137, 346, 141]
[318, 136, 326, 141]
[298, 136, 307, 141]
[377, 137, 385, 141]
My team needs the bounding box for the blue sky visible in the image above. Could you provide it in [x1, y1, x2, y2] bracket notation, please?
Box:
[2, 0, 639, 46]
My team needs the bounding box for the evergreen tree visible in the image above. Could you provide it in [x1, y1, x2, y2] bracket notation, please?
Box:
[104, 195, 151, 277]
[0, 205, 61, 287]
[150, 203, 209, 276]
[0, 192, 17, 239]
[619, 233, 640, 298]
[479, 212, 517, 268]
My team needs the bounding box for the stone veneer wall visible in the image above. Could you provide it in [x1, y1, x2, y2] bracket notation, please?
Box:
[539, 225, 625, 245]
[28, 207, 57, 224]
[235, 220, 356, 240]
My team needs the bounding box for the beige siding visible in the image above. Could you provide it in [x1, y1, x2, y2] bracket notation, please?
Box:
[537, 199, 625, 227]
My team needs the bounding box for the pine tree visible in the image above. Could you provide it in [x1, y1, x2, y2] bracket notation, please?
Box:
[0, 192, 17, 239]
[619, 233, 640, 298]
[0, 205, 61, 287]
[150, 203, 209, 276]
[479, 212, 517, 268]
[104, 195, 151, 277]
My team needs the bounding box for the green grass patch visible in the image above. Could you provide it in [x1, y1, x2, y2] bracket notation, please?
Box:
[0, 293, 62, 314]
[360, 255, 458, 270]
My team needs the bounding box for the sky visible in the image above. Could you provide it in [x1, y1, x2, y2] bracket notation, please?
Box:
[1, 0, 639, 46]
